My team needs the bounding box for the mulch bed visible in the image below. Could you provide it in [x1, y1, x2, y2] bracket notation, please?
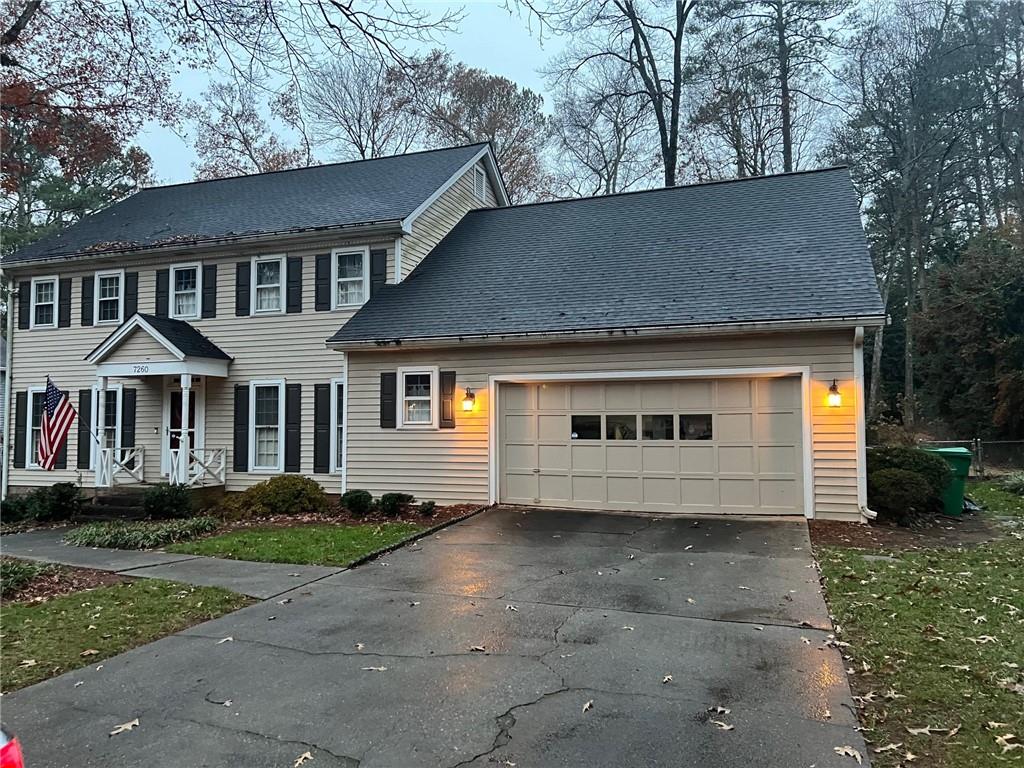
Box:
[215, 502, 482, 534]
[809, 511, 1002, 551]
[3, 565, 127, 605]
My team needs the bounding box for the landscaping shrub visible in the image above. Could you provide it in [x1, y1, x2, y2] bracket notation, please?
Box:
[2, 483, 83, 523]
[64, 517, 219, 550]
[223, 475, 330, 519]
[868, 468, 937, 525]
[143, 483, 194, 519]
[866, 417, 916, 447]
[340, 489, 374, 517]
[866, 446, 952, 498]
[1, 558, 47, 598]
[378, 492, 415, 517]
[418, 500, 437, 516]
[1002, 471, 1024, 497]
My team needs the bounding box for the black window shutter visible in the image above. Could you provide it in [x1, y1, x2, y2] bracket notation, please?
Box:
[380, 372, 397, 428]
[155, 269, 170, 317]
[370, 249, 387, 297]
[313, 383, 330, 474]
[77, 389, 92, 469]
[13, 391, 27, 468]
[314, 254, 331, 311]
[235, 261, 250, 316]
[17, 281, 30, 330]
[80, 276, 95, 326]
[57, 278, 72, 328]
[440, 371, 457, 429]
[233, 385, 249, 471]
[124, 272, 139, 318]
[121, 388, 137, 469]
[286, 256, 303, 314]
[285, 383, 301, 472]
[202, 264, 217, 318]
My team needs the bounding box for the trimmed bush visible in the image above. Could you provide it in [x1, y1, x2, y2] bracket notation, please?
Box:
[867, 447, 951, 498]
[223, 475, 330, 519]
[1, 558, 48, 598]
[1002, 471, 1024, 497]
[340, 489, 374, 517]
[868, 469, 937, 525]
[379, 492, 415, 517]
[143, 483, 194, 520]
[64, 517, 219, 550]
[418, 500, 437, 516]
[2, 483, 83, 524]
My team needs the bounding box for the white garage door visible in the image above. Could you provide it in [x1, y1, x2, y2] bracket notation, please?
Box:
[499, 377, 804, 515]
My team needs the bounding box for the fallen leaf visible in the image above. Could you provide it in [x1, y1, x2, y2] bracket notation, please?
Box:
[294, 751, 313, 766]
[652, 577, 666, 581]
[469, 645, 487, 652]
[833, 745, 863, 763]
[216, 637, 233, 644]
[684, 545, 693, 551]
[939, 664, 969, 671]
[947, 724, 961, 737]
[278, 598, 292, 605]
[622, 626, 635, 631]
[506, 605, 519, 612]
[967, 635, 997, 644]
[582, 699, 593, 713]
[987, 722, 1010, 730]
[995, 734, 1021, 754]
[874, 743, 902, 753]
[738, 586, 751, 590]
[222, 700, 232, 708]
[905, 750, 918, 761]
[361, 666, 387, 672]
[74, 681, 84, 688]
[80, 649, 99, 657]
[710, 720, 734, 731]
[906, 725, 948, 736]
[354, 643, 365, 650]
[707, 705, 731, 715]
[409, 601, 420, 607]
[109, 718, 139, 737]
[800, 637, 811, 645]
[19, 659, 36, 668]
[686, 598, 696, 605]
[662, 675, 673, 684]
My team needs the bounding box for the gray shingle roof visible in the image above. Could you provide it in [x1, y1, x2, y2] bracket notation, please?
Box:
[7, 144, 489, 265]
[328, 167, 885, 345]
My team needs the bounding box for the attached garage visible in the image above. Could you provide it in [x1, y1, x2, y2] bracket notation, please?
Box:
[498, 376, 807, 516]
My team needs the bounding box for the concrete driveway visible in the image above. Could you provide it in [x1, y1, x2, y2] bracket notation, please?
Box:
[3, 508, 867, 768]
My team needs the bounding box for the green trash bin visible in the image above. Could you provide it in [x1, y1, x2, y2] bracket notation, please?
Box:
[922, 447, 973, 518]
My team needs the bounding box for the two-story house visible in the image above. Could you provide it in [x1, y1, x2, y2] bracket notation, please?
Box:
[2, 144, 886, 522]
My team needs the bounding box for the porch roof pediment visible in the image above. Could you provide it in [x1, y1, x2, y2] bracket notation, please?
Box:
[86, 313, 231, 377]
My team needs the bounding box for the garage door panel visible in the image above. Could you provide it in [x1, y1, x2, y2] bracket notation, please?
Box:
[500, 377, 804, 516]
[718, 445, 755, 474]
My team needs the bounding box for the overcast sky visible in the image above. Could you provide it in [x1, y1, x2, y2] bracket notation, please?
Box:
[136, 1, 562, 186]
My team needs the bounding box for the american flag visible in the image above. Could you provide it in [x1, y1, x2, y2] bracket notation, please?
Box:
[38, 377, 77, 470]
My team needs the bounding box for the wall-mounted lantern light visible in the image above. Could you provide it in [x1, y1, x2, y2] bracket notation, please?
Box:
[462, 387, 476, 412]
[827, 379, 842, 408]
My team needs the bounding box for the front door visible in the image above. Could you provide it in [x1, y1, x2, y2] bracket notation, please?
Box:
[162, 377, 205, 477]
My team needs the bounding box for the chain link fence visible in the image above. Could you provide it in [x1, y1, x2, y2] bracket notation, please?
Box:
[917, 439, 1024, 477]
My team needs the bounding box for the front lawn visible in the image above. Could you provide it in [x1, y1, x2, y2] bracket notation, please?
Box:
[166, 522, 426, 567]
[2, 579, 252, 692]
[967, 479, 1024, 518]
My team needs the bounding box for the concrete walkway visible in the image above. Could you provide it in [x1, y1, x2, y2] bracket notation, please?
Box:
[0, 529, 340, 599]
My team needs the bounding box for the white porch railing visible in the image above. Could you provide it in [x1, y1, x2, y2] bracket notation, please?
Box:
[169, 447, 227, 487]
[96, 447, 145, 488]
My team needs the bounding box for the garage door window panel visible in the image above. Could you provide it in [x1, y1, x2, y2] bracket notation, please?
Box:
[570, 415, 600, 439]
[398, 367, 439, 429]
[642, 414, 674, 440]
[679, 414, 713, 440]
[606, 415, 637, 440]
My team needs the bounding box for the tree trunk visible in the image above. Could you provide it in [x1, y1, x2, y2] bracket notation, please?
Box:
[775, 2, 793, 173]
[903, 236, 916, 428]
[868, 324, 886, 417]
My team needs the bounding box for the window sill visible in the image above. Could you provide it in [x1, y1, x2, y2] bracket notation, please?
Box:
[252, 309, 284, 316]
[397, 423, 438, 431]
[27, 325, 56, 331]
[249, 467, 283, 474]
[96, 320, 122, 326]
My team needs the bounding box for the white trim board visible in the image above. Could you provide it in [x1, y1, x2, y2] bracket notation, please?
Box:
[486, 366, 816, 520]
[400, 146, 509, 234]
[853, 326, 869, 520]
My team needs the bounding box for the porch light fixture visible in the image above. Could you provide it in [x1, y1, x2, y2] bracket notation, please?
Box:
[827, 379, 842, 408]
[462, 387, 476, 412]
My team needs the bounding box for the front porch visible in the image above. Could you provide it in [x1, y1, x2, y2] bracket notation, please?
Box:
[86, 314, 233, 490]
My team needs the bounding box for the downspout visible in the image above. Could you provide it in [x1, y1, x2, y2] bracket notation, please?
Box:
[2, 274, 14, 501]
[853, 326, 877, 521]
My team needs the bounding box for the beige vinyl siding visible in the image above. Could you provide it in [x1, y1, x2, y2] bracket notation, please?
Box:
[345, 330, 862, 521]
[4, 233, 395, 492]
[399, 162, 498, 280]
[114, 328, 179, 361]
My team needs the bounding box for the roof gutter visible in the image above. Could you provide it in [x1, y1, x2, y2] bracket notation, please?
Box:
[2, 219, 406, 272]
[326, 314, 889, 351]
[1, 273, 12, 501]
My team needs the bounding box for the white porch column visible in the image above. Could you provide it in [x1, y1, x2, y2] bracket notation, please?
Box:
[96, 376, 108, 487]
[178, 374, 192, 485]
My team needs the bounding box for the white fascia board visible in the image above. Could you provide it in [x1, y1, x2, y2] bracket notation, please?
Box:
[86, 314, 185, 363]
[400, 146, 503, 234]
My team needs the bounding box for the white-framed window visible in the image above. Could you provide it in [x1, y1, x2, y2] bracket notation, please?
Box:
[29, 276, 58, 329]
[94, 269, 125, 324]
[330, 377, 345, 473]
[332, 246, 370, 309]
[90, 385, 123, 469]
[25, 387, 45, 468]
[249, 380, 285, 472]
[473, 165, 486, 201]
[170, 263, 202, 319]
[398, 366, 439, 429]
[251, 256, 285, 314]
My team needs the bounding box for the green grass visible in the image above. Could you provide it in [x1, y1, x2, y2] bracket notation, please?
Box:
[64, 517, 220, 549]
[166, 522, 426, 566]
[1, 580, 252, 691]
[966, 480, 1024, 518]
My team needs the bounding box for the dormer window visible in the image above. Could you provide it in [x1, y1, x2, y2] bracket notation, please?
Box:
[473, 165, 486, 201]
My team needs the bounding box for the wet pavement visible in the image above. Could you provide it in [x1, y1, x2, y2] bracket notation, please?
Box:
[2, 507, 868, 767]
